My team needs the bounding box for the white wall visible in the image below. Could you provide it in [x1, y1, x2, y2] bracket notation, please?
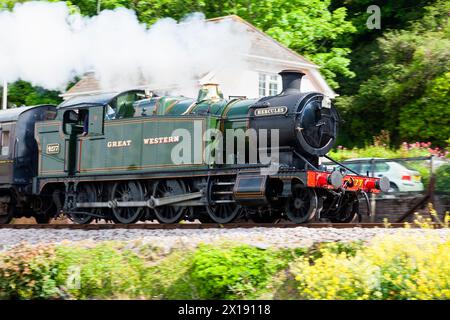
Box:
[209, 67, 322, 99]
[217, 69, 259, 99]
[161, 60, 328, 100]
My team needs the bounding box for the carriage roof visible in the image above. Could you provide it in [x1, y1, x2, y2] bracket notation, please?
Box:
[0, 105, 50, 123]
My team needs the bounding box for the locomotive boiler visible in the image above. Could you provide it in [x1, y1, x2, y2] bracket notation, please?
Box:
[0, 70, 389, 224]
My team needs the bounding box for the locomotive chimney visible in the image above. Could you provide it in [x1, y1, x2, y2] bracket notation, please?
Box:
[279, 70, 305, 94]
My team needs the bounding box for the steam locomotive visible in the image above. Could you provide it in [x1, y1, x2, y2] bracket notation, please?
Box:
[0, 70, 389, 224]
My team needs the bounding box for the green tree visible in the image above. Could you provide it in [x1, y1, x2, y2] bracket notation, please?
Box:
[331, 0, 439, 95]
[257, 0, 357, 89]
[399, 73, 450, 144]
[2, 81, 62, 107]
[335, 0, 450, 146]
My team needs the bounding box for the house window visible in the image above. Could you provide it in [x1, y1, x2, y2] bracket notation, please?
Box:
[258, 73, 266, 97]
[1, 131, 9, 156]
[269, 75, 279, 96]
[258, 73, 280, 97]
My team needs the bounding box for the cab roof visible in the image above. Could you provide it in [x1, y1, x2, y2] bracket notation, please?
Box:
[58, 90, 146, 109]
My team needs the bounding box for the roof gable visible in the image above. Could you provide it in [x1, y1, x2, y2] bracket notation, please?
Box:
[208, 15, 317, 68]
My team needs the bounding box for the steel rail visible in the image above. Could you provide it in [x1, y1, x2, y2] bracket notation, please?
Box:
[0, 222, 444, 230]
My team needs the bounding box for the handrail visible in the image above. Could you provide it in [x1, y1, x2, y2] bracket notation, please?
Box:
[322, 156, 433, 165]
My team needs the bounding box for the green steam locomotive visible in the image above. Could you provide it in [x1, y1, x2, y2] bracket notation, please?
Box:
[0, 70, 388, 224]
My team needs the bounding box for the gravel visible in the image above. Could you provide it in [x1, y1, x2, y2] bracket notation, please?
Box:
[0, 227, 449, 252]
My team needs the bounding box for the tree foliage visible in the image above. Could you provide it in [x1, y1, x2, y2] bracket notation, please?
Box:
[336, 0, 450, 146]
[0, 0, 448, 148]
[331, 0, 440, 94]
[1, 81, 61, 107]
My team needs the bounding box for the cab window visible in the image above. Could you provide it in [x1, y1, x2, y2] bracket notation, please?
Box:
[63, 109, 89, 136]
[109, 92, 141, 119]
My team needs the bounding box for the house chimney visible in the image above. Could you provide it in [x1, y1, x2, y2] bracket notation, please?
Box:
[279, 70, 305, 94]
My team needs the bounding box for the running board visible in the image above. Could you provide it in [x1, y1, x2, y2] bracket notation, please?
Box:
[76, 191, 204, 209]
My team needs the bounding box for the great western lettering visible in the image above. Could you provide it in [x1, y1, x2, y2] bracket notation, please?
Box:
[107, 140, 132, 148]
[143, 135, 180, 145]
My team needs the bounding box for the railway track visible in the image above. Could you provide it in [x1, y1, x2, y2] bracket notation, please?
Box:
[0, 222, 444, 230]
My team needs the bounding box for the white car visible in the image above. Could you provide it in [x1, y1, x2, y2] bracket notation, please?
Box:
[324, 158, 424, 192]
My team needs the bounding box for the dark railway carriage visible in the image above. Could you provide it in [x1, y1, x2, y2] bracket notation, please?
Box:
[0, 105, 57, 223]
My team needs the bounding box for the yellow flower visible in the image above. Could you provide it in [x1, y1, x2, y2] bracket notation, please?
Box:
[291, 233, 450, 300]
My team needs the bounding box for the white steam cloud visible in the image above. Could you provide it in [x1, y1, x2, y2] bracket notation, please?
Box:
[0, 1, 251, 93]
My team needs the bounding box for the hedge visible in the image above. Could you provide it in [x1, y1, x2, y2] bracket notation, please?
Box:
[0, 235, 449, 300]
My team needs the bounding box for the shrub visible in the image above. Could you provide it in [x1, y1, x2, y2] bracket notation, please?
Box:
[141, 248, 195, 299]
[1, 236, 449, 300]
[190, 244, 285, 299]
[0, 242, 148, 299]
[307, 241, 365, 262]
[53, 242, 145, 299]
[436, 163, 450, 193]
[363, 235, 450, 299]
[0, 244, 59, 299]
[328, 141, 448, 162]
[291, 234, 450, 299]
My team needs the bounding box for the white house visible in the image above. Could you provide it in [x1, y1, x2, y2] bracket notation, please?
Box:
[61, 15, 335, 100]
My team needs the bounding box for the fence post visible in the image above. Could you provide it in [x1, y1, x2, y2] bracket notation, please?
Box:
[370, 158, 376, 222]
[429, 155, 434, 176]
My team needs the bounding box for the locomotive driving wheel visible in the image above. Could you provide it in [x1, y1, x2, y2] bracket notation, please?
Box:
[111, 181, 144, 224]
[153, 180, 187, 224]
[285, 183, 318, 224]
[71, 184, 99, 224]
[206, 202, 241, 224]
[206, 178, 242, 224]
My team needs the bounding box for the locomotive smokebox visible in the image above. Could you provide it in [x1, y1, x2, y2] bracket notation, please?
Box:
[249, 69, 338, 159]
[279, 70, 305, 94]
